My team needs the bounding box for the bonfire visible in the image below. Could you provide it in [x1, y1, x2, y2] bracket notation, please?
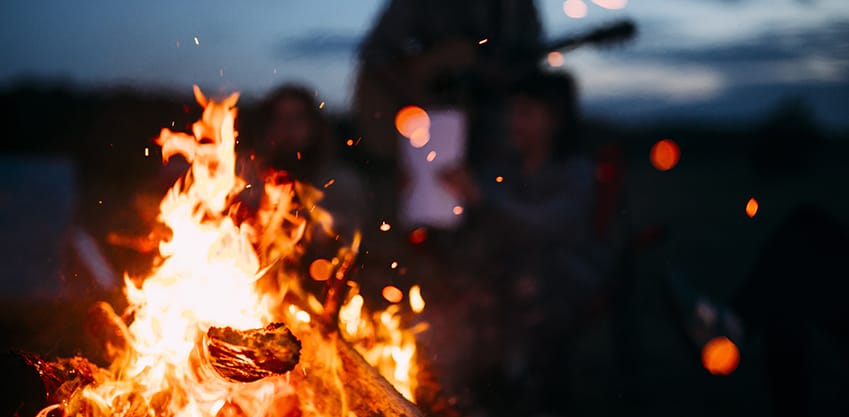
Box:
[25, 86, 440, 417]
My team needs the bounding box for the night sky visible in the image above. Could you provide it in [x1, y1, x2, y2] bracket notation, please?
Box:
[1, 0, 847, 127]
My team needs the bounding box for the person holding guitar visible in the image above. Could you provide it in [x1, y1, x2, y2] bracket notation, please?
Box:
[353, 1, 635, 234]
[353, 0, 544, 230]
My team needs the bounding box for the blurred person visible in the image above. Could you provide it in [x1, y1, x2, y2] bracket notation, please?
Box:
[353, 0, 544, 225]
[440, 71, 615, 416]
[252, 84, 367, 242]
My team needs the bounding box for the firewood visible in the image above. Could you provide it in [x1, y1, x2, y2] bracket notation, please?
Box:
[204, 323, 302, 383]
[287, 321, 425, 417]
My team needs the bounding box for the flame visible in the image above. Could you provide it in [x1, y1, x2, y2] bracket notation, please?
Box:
[338, 283, 427, 402]
[38, 86, 429, 416]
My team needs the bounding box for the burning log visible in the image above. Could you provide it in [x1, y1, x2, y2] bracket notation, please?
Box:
[86, 301, 131, 363]
[204, 323, 301, 383]
[287, 321, 425, 417]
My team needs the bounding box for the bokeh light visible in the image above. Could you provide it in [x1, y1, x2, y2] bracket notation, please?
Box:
[382, 285, 404, 303]
[409, 128, 431, 148]
[702, 336, 740, 375]
[308, 258, 333, 281]
[409, 227, 428, 245]
[395, 105, 430, 143]
[547, 51, 564, 67]
[563, 0, 588, 19]
[592, 0, 628, 10]
[746, 197, 759, 218]
[650, 139, 680, 171]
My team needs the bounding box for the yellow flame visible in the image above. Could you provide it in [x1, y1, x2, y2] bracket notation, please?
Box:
[39, 86, 429, 416]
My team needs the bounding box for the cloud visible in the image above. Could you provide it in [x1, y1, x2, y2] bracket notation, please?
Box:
[563, 51, 727, 101]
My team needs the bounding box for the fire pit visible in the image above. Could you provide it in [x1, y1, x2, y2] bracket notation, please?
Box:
[25, 87, 436, 417]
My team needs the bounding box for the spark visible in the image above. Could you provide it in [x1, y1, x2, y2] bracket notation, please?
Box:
[426, 151, 437, 162]
[495, 175, 504, 183]
[478, 38, 488, 45]
[379, 222, 391, 232]
[193, 36, 199, 45]
[323, 179, 335, 189]
[144, 147, 149, 157]
[452, 205, 464, 215]
[319, 101, 325, 109]
[346, 139, 354, 146]
[390, 261, 398, 269]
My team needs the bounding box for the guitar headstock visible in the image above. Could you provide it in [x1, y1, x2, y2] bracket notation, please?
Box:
[583, 19, 637, 47]
[547, 18, 638, 54]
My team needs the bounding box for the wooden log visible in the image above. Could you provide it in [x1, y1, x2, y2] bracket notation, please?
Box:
[286, 320, 425, 417]
[204, 323, 302, 383]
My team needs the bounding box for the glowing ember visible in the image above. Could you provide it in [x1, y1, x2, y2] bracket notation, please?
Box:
[746, 197, 759, 218]
[702, 336, 740, 375]
[380, 221, 392, 232]
[650, 139, 680, 171]
[495, 175, 504, 183]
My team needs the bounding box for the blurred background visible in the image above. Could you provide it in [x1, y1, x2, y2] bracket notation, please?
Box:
[1, 0, 848, 416]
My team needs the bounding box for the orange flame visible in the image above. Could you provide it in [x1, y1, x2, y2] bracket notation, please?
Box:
[38, 86, 428, 416]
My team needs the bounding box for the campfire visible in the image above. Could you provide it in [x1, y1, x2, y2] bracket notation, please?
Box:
[26, 87, 436, 417]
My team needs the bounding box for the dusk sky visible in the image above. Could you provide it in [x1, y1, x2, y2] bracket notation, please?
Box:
[1, 0, 847, 127]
